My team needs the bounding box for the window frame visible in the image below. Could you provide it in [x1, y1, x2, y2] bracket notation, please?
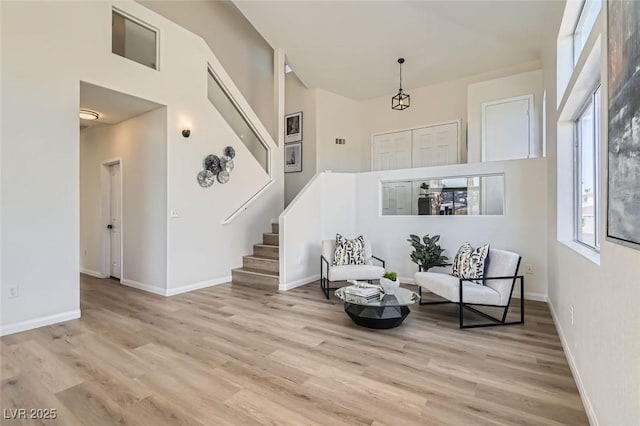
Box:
[573, 83, 601, 251]
[112, 8, 160, 71]
[572, 0, 602, 66]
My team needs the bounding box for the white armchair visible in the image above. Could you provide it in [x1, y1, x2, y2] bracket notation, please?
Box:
[320, 239, 385, 299]
[414, 248, 524, 328]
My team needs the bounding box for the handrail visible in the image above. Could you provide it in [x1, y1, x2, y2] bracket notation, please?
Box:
[221, 179, 275, 225]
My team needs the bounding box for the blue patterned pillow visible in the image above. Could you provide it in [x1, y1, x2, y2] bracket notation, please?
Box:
[332, 234, 366, 266]
[450, 242, 490, 285]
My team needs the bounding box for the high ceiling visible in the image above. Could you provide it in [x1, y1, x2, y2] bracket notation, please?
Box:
[235, 0, 563, 100]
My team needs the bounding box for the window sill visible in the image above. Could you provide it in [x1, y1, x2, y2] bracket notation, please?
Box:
[558, 240, 601, 266]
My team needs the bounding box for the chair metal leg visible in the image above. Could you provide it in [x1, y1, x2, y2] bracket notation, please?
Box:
[419, 276, 525, 329]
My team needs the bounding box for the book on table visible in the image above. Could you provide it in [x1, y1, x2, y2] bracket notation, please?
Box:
[344, 285, 380, 300]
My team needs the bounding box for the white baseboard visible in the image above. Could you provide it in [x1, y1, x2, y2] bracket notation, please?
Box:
[523, 291, 547, 302]
[121, 279, 166, 296]
[80, 267, 107, 278]
[0, 309, 81, 337]
[280, 274, 319, 291]
[548, 301, 598, 426]
[165, 276, 231, 296]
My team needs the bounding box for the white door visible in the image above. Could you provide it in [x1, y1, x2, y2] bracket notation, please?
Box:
[381, 181, 412, 215]
[412, 122, 459, 167]
[482, 95, 533, 162]
[109, 163, 122, 279]
[372, 130, 412, 171]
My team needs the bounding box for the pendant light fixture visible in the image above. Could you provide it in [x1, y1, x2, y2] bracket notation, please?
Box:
[391, 58, 410, 110]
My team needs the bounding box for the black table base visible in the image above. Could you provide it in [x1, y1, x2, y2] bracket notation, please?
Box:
[344, 302, 410, 329]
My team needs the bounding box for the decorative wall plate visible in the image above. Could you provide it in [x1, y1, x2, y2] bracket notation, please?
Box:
[203, 155, 221, 173]
[217, 170, 230, 184]
[197, 170, 215, 188]
[224, 159, 234, 172]
[224, 146, 236, 159]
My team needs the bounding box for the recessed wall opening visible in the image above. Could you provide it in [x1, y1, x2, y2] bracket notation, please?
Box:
[79, 82, 167, 292]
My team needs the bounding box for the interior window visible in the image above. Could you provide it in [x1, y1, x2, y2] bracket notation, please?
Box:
[112, 10, 158, 70]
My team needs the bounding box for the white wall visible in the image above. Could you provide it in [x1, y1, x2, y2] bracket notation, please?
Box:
[281, 159, 548, 300]
[359, 61, 542, 171]
[139, 0, 276, 138]
[357, 158, 548, 299]
[280, 172, 356, 289]
[544, 3, 640, 424]
[80, 108, 167, 290]
[315, 89, 362, 172]
[467, 69, 544, 163]
[1, 0, 282, 334]
[285, 72, 316, 205]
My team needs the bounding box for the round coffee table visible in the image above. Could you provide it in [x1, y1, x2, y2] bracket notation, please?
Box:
[334, 286, 420, 329]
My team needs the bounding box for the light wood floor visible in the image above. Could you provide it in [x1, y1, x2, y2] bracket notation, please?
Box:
[1, 275, 588, 425]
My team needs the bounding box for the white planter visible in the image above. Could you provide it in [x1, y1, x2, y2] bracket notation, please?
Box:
[379, 277, 400, 295]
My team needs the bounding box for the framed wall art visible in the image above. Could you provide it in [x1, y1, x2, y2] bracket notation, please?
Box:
[284, 142, 302, 173]
[607, 0, 640, 249]
[285, 111, 303, 143]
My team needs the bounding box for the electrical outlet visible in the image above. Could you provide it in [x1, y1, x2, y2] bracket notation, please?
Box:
[8, 285, 18, 299]
[525, 264, 534, 274]
[570, 305, 574, 325]
[169, 210, 179, 218]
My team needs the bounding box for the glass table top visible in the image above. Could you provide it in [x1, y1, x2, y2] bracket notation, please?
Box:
[334, 286, 420, 307]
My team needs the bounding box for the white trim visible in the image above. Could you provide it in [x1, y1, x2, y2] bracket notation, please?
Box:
[279, 274, 319, 291]
[80, 268, 107, 278]
[0, 310, 81, 337]
[221, 179, 275, 225]
[121, 278, 166, 296]
[522, 291, 548, 302]
[548, 301, 599, 426]
[481, 94, 534, 162]
[165, 276, 231, 296]
[370, 119, 461, 171]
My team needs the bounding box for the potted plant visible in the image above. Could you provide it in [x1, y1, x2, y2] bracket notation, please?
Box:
[379, 271, 400, 295]
[407, 234, 449, 272]
[419, 182, 430, 197]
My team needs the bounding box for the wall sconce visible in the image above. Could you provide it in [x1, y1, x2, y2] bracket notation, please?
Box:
[181, 123, 192, 138]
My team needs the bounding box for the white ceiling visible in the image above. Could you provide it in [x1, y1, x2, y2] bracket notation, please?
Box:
[79, 82, 163, 128]
[235, 0, 563, 100]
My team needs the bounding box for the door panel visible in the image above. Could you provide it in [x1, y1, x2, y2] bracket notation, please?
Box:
[372, 131, 412, 171]
[381, 181, 412, 215]
[110, 163, 122, 279]
[412, 123, 459, 168]
[482, 96, 532, 162]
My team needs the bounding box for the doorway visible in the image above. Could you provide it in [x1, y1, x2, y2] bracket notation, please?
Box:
[104, 161, 122, 279]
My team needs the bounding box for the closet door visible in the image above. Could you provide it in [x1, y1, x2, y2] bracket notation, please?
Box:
[411, 122, 459, 168]
[381, 181, 412, 215]
[372, 130, 412, 171]
[481, 95, 533, 162]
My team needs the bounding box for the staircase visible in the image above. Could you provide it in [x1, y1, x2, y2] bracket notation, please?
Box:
[232, 222, 279, 286]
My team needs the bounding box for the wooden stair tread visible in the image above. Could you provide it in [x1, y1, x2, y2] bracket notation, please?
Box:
[243, 255, 278, 262]
[233, 267, 279, 277]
